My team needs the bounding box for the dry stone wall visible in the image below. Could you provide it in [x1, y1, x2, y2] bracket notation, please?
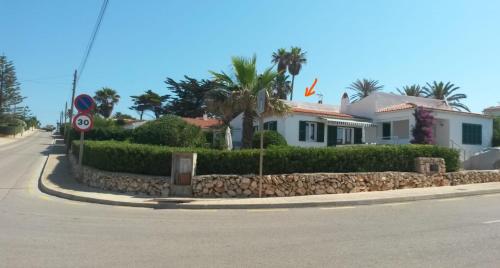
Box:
[192, 170, 500, 198]
[70, 155, 170, 196]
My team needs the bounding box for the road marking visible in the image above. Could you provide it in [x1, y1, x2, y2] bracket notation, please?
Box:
[483, 220, 500, 224]
[435, 197, 464, 202]
[176, 209, 218, 212]
[319, 206, 356, 210]
[380, 202, 410, 206]
[247, 209, 289, 212]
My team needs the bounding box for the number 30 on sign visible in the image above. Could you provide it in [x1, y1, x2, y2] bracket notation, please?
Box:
[72, 113, 94, 132]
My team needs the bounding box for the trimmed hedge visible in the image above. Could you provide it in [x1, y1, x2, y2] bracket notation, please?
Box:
[252, 131, 287, 148]
[73, 141, 460, 176]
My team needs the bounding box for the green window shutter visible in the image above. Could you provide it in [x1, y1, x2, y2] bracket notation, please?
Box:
[382, 123, 391, 139]
[462, 123, 482, 145]
[354, 128, 363, 144]
[299, 121, 306, 141]
[263, 122, 269, 130]
[271, 121, 277, 131]
[327, 126, 337, 146]
[317, 123, 325, 142]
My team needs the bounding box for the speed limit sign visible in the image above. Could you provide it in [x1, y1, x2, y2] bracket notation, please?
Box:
[72, 113, 94, 132]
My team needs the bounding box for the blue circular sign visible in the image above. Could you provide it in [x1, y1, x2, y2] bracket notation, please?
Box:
[74, 94, 95, 113]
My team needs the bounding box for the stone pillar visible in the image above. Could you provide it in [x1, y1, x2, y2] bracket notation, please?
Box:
[170, 153, 197, 197]
[415, 157, 446, 175]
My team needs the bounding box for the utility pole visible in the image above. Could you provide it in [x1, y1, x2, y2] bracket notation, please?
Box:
[64, 101, 68, 124]
[65, 70, 77, 154]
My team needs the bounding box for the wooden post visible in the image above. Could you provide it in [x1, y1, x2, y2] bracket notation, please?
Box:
[66, 70, 77, 154]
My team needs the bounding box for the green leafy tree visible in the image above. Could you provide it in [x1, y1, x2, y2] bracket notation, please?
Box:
[423, 81, 469, 111]
[130, 90, 169, 120]
[164, 76, 218, 117]
[113, 112, 135, 120]
[397, 84, 423, 97]
[347, 79, 384, 102]
[94, 87, 120, 118]
[287, 47, 307, 101]
[210, 55, 289, 148]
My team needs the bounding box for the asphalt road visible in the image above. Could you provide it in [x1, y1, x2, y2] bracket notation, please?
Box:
[1, 132, 500, 267]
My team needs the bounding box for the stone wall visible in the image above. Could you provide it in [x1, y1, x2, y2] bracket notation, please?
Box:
[192, 170, 500, 198]
[70, 155, 170, 196]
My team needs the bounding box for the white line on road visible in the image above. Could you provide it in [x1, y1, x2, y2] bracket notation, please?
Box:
[379, 202, 410, 206]
[435, 197, 464, 202]
[247, 209, 289, 212]
[319, 206, 356, 210]
[483, 220, 500, 224]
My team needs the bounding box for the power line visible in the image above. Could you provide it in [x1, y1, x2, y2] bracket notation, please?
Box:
[76, 0, 109, 85]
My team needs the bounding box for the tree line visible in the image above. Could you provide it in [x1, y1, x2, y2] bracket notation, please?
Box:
[90, 47, 470, 148]
[0, 55, 41, 129]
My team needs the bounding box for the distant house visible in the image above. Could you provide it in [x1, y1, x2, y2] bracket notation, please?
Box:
[483, 105, 500, 117]
[181, 115, 224, 131]
[230, 92, 493, 160]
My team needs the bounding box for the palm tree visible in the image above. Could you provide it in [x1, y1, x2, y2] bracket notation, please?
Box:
[94, 87, 120, 118]
[210, 55, 289, 148]
[422, 81, 469, 111]
[397, 84, 424, 97]
[347, 79, 384, 102]
[287, 47, 307, 101]
[271, 48, 289, 74]
[271, 48, 291, 99]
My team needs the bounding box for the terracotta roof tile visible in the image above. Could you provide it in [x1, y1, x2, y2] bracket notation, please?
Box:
[182, 117, 223, 129]
[377, 103, 417, 113]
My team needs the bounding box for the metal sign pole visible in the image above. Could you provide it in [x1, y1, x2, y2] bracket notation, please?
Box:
[258, 116, 264, 198]
[78, 131, 84, 166]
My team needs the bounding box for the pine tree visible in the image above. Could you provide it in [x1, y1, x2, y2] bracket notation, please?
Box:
[411, 107, 435, 144]
[0, 55, 23, 115]
[164, 76, 218, 117]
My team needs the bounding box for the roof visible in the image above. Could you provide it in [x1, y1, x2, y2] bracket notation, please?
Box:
[281, 100, 357, 119]
[182, 117, 224, 129]
[291, 107, 356, 119]
[376, 102, 490, 118]
[483, 106, 500, 112]
[377, 103, 417, 113]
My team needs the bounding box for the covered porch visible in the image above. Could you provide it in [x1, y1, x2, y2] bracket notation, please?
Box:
[320, 117, 376, 146]
[366, 117, 450, 146]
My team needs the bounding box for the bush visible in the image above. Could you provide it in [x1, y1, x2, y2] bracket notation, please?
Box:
[0, 118, 26, 135]
[132, 115, 206, 147]
[73, 141, 460, 176]
[252, 131, 287, 148]
[67, 126, 132, 143]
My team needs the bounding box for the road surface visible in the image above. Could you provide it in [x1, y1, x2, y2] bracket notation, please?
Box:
[1, 132, 500, 267]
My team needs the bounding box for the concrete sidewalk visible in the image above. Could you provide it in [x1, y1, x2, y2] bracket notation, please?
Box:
[40, 153, 500, 209]
[0, 129, 38, 147]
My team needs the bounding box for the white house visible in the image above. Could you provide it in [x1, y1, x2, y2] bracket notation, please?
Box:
[230, 92, 493, 161]
[483, 105, 500, 117]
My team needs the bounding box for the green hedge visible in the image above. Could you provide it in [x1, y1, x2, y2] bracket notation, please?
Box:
[73, 141, 460, 176]
[0, 125, 24, 135]
[252, 131, 287, 148]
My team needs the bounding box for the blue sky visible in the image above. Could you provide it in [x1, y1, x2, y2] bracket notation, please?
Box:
[2, 0, 499, 125]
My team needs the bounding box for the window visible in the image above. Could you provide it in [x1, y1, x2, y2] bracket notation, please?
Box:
[306, 122, 317, 141]
[263, 121, 277, 131]
[336, 127, 354, 145]
[253, 125, 259, 132]
[299, 121, 324, 142]
[382, 122, 391, 140]
[462, 123, 482, 145]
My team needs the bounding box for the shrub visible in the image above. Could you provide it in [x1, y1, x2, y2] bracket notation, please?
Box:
[73, 141, 460, 176]
[0, 118, 26, 135]
[252, 131, 287, 148]
[132, 115, 206, 147]
[67, 126, 132, 142]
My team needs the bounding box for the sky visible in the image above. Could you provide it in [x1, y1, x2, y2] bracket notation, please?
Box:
[2, 0, 500, 125]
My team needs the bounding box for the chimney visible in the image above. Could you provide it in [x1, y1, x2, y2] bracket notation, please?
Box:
[340, 92, 350, 113]
[317, 93, 324, 104]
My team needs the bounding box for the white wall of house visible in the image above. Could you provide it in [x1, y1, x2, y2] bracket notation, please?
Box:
[282, 114, 327, 147]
